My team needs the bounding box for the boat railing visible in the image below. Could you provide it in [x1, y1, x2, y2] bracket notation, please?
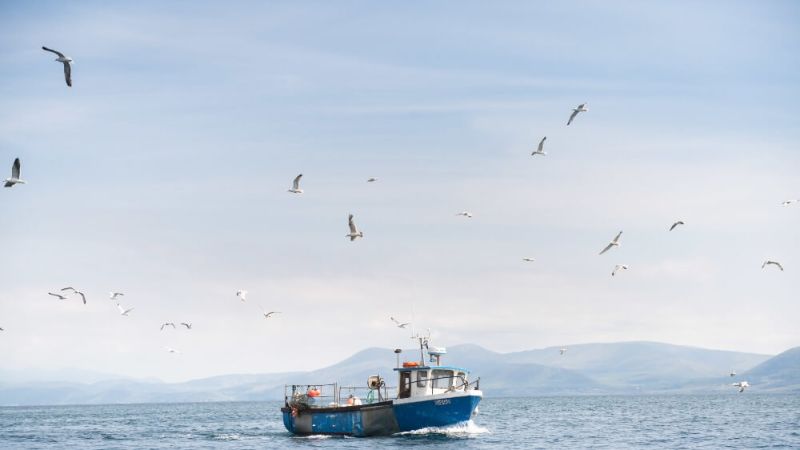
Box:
[339, 385, 397, 405]
[284, 383, 339, 409]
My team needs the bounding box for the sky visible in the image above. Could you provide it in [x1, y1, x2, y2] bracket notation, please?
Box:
[0, 0, 798, 383]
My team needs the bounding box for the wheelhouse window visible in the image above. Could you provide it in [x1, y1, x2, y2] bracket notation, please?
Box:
[456, 371, 467, 388]
[431, 369, 453, 389]
[416, 370, 428, 388]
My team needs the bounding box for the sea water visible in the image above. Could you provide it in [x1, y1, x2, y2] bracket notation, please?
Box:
[1, 395, 798, 449]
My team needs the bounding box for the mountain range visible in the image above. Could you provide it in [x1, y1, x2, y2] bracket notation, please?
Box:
[1, 341, 797, 406]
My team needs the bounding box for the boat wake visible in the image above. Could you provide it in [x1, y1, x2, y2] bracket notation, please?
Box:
[394, 420, 489, 437]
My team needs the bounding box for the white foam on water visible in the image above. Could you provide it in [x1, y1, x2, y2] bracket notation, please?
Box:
[213, 433, 241, 441]
[395, 420, 490, 437]
[295, 434, 332, 440]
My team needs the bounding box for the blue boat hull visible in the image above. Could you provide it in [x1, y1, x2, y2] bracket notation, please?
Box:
[281, 392, 481, 437]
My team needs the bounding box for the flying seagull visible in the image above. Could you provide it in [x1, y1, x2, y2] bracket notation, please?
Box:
[731, 381, 750, 393]
[180, 322, 192, 329]
[522, 257, 535, 262]
[116, 303, 134, 316]
[109, 292, 124, 300]
[164, 346, 180, 354]
[236, 290, 247, 302]
[762, 260, 784, 271]
[560, 347, 567, 356]
[390, 317, 410, 328]
[346, 214, 363, 241]
[261, 309, 281, 319]
[612, 264, 629, 276]
[48, 292, 69, 300]
[599, 231, 623, 255]
[367, 177, 378, 182]
[531, 137, 547, 156]
[60, 287, 86, 304]
[456, 211, 473, 218]
[160, 322, 176, 331]
[4, 158, 25, 188]
[42, 46, 72, 87]
[669, 220, 685, 231]
[566, 103, 588, 126]
[288, 174, 303, 194]
[781, 199, 798, 207]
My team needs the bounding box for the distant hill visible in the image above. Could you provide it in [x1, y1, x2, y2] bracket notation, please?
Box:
[741, 347, 800, 392]
[0, 341, 795, 406]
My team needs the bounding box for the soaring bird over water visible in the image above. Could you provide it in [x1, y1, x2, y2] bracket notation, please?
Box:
[522, 257, 535, 262]
[567, 103, 588, 126]
[612, 264, 629, 276]
[762, 260, 784, 271]
[599, 231, 623, 255]
[669, 220, 685, 231]
[109, 292, 124, 301]
[42, 46, 73, 87]
[781, 199, 798, 207]
[288, 174, 303, 194]
[48, 292, 68, 300]
[732, 381, 750, 393]
[260, 309, 281, 319]
[346, 214, 363, 241]
[560, 347, 567, 356]
[236, 290, 248, 302]
[180, 322, 192, 329]
[4, 158, 25, 188]
[160, 322, 176, 331]
[456, 211, 473, 218]
[532, 137, 547, 156]
[367, 177, 377, 182]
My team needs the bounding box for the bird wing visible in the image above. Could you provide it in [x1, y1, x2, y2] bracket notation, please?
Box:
[775, 262, 784, 271]
[612, 231, 623, 243]
[63, 61, 72, 87]
[77, 292, 86, 304]
[48, 292, 65, 299]
[11, 158, 20, 179]
[116, 304, 124, 313]
[390, 317, 399, 325]
[42, 46, 65, 58]
[599, 243, 614, 255]
[61, 287, 76, 292]
[181, 322, 190, 328]
[567, 110, 579, 125]
[348, 214, 357, 234]
[538, 137, 546, 151]
[669, 222, 678, 231]
[293, 174, 302, 190]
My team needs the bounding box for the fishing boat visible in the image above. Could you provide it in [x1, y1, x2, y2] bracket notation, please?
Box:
[280, 336, 482, 436]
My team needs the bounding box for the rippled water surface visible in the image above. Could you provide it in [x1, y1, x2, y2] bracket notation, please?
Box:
[1, 396, 799, 449]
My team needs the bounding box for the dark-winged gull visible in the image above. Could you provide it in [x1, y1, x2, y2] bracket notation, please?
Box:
[48, 292, 69, 300]
[456, 211, 473, 218]
[180, 322, 192, 329]
[346, 214, 363, 241]
[236, 290, 247, 302]
[762, 260, 784, 271]
[522, 257, 535, 262]
[60, 287, 86, 304]
[567, 103, 588, 126]
[261, 309, 281, 319]
[4, 158, 25, 188]
[160, 322, 176, 330]
[109, 292, 124, 300]
[781, 199, 798, 207]
[42, 46, 72, 87]
[669, 220, 685, 231]
[367, 177, 378, 182]
[599, 231, 623, 255]
[531, 136, 547, 156]
[288, 174, 303, 194]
